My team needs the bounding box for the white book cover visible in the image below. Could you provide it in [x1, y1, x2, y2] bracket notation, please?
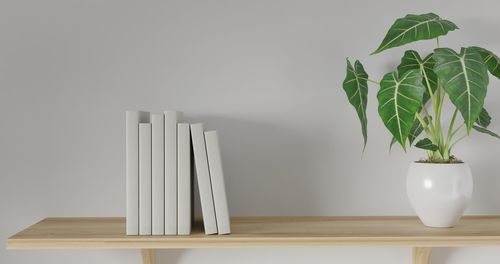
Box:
[126, 110, 149, 235]
[139, 123, 152, 235]
[191, 123, 218, 235]
[164, 111, 181, 235]
[151, 114, 164, 235]
[204, 130, 231, 235]
[177, 123, 191, 235]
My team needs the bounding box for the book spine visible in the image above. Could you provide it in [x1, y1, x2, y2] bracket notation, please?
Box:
[205, 131, 231, 235]
[164, 111, 180, 235]
[191, 123, 218, 235]
[151, 114, 164, 235]
[139, 123, 152, 235]
[177, 123, 191, 235]
[126, 111, 149, 235]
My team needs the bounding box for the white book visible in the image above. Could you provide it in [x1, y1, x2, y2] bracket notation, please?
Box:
[139, 123, 152, 235]
[205, 131, 231, 235]
[164, 111, 181, 235]
[191, 123, 218, 235]
[151, 114, 164, 235]
[177, 123, 192, 235]
[126, 111, 149, 235]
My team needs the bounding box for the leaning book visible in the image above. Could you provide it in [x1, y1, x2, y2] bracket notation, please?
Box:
[205, 130, 231, 234]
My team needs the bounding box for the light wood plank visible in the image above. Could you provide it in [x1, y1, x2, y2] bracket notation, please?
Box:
[6, 216, 500, 249]
[141, 249, 155, 264]
[412, 247, 432, 264]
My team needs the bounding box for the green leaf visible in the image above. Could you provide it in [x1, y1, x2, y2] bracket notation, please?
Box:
[397, 50, 437, 105]
[372, 13, 458, 55]
[433, 47, 489, 132]
[415, 138, 439, 151]
[343, 59, 369, 150]
[476, 108, 491, 128]
[470, 46, 500, 79]
[378, 69, 426, 150]
[473, 125, 500, 139]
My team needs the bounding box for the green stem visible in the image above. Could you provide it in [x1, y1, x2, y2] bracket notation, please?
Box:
[449, 133, 468, 151]
[433, 37, 442, 147]
[360, 78, 380, 85]
[421, 106, 435, 132]
[421, 65, 437, 112]
[438, 86, 446, 116]
[420, 70, 437, 137]
[446, 108, 459, 145]
[416, 113, 434, 141]
[451, 123, 465, 137]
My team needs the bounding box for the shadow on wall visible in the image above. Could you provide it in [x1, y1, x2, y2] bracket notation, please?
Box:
[154, 114, 327, 263]
[468, 158, 500, 214]
[432, 248, 452, 264]
[458, 18, 500, 47]
[183, 114, 325, 216]
[156, 250, 184, 264]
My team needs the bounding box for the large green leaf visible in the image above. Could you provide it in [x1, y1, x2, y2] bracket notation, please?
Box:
[378, 69, 426, 150]
[470, 46, 500, 79]
[476, 108, 491, 128]
[415, 138, 439, 151]
[343, 59, 369, 149]
[397, 50, 437, 105]
[372, 13, 458, 55]
[433, 47, 489, 132]
[473, 125, 500, 139]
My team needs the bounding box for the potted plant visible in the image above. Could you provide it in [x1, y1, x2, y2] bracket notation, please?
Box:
[342, 13, 500, 227]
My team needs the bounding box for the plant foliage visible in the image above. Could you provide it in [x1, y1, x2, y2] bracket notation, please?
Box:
[342, 13, 500, 162]
[343, 59, 369, 150]
[377, 70, 426, 150]
[372, 13, 458, 55]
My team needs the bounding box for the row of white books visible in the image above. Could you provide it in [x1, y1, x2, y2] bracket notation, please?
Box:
[126, 110, 231, 236]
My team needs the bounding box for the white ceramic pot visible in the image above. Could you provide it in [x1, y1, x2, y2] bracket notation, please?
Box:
[407, 162, 473, 228]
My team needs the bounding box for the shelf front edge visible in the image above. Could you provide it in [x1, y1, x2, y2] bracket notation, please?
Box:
[8, 237, 500, 249]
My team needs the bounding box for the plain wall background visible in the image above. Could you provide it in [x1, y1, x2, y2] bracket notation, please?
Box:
[1, 0, 500, 263]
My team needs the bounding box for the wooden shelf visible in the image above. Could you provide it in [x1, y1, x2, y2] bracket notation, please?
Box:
[7, 216, 500, 264]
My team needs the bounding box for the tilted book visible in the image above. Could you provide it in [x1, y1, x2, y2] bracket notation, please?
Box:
[205, 130, 231, 234]
[191, 123, 218, 235]
[126, 111, 149, 235]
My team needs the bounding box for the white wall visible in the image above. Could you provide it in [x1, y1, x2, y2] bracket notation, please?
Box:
[1, 0, 500, 263]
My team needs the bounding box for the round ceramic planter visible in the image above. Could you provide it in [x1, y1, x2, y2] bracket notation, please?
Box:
[407, 162, 473, 228]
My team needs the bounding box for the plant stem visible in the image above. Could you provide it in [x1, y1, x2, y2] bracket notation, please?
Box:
[445, 108, 459, 145]
[445, 123, 465, 150]
[451, 123, 465, 137]
[436, 37, 440, 48]
[421, 106, 435, 131]
[421, 65, 436, 110]
[415, 113, 434, 141]
[361, 78, 380, 85]
[449, 133, 468, 151]
[434, 86, 444, 145]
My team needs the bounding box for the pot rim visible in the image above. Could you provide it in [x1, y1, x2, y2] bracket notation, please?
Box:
[411, 161, 467, 166]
